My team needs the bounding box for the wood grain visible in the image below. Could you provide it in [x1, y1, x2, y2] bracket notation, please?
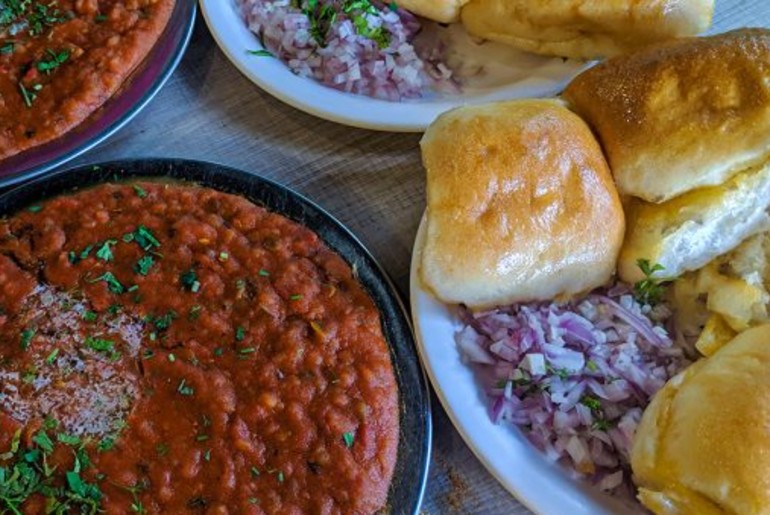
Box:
[56, 2, 770, 513]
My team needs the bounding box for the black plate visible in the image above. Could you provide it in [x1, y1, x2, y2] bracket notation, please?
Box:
[0, 158, 432, 514]
[0, 1, 197, 188]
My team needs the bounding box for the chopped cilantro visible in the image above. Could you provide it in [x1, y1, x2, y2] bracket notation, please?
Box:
[45, 348, 59, 364]
[180, 269, 201, 292]
[235, 326, 246, 341]
[188, 305, 202, 321]
[633, 259, 668, 305]
[95, 239, 117, 262]
[156, 443, 169, 456]
[580, 396, 602, 412]
[98, 436, 116, 452]
[26, 205, 42, 213]
[132, 184, 147, 198]
[89, 271, 124, 294]
[125, 225, 160, 251]
[85, 336, 119, 360]
[342, 431, 355, 448]
[247, 48, 273, 57]
[32, 431, 54, 454]
[37, 48, 69, 74]
[20, 327, 35, 350]
[177, 379, 194, 396]
[57, 433, 81, 446]
[83, 311, 98, 322]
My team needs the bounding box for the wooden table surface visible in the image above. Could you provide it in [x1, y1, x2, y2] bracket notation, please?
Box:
[40, 1, 770, 513]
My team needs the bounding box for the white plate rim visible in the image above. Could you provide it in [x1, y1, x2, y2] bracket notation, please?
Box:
[409, 213, 641, 515]
[199, 0, 587, 132]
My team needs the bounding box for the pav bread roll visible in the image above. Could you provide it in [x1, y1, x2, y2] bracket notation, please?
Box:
[631, 324, 770, 515]
[564, 29, 770, 203]
[395, 0, 470, 23]
[460, 0, 713, 59]
[418, 99, 624, 309]
[618, 161, 770, 283]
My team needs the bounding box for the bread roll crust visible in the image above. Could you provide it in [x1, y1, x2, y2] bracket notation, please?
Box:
[395, 0, 470, 23]
[418, 99, 624, 309]
[564, 28, 770, 203]
[632, 324, 770, 515]
[460, 0, 713, 59]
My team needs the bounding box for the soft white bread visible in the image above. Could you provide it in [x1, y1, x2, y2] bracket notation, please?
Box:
[395, 0, 470, 23]
[618, 162, 770, 284]
[418, 99, 625, 309]
[564, 29, 770, 203]
[460, 0, 713, 59]
[631, 324, 770, 515]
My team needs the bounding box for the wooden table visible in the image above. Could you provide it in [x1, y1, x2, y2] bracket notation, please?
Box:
[59, 2, 770, 513]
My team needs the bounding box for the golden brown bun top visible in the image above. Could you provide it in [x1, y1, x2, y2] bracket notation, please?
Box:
[632, 324, 770, 515]
[564, 28, 770, 203]
[461, 0, 714, 59]
[418, 99, 625, 309]
[396, 0, 470, 23]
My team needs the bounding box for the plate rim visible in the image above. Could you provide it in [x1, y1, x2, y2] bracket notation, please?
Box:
[199, 0, 587, 133]
[0, 157, 433, 515]
[0, 1, 198, 188]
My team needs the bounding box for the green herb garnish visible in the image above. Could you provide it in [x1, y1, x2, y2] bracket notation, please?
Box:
[95, 240, 117, 262]
[247, 48, 274, 57]
[37, 48, 69, 74]
[89, 272, 124, 294]
[180, 269, 200, 293]
[135, 255, 154, 276]
[342, 432, 355, 448]
[20, 327, 35, 350]
[177, 379, 194, 396]
[633, 259, 668, 305]
[132, 184, 147, 198]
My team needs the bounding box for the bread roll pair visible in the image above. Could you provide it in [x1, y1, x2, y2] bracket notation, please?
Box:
[397, 0, 713, 59]
[563, 29, 770, 283]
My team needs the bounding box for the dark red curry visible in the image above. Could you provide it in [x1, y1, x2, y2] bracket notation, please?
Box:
[0, 182, 400, 514]
[0, 0, 174, 160]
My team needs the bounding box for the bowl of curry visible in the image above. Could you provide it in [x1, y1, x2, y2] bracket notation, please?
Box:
[0, 1, 196, 187]
[0, 159, 431, 514]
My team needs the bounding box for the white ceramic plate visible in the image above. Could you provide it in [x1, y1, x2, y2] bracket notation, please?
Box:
[410, 215, 643, 515]
[199, 0, 590, 132]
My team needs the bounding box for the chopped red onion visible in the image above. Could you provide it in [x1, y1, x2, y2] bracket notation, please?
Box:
[239, 0, 458, 101]
[455, 285, 690, 496]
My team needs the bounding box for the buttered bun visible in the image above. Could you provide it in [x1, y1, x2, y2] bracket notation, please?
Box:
[618, 161, 770, 283]
[632, 324, 770, 514]
[564, 29, 770, 203]
[418, 99, 624, 309]
[460, 0, 713, 59]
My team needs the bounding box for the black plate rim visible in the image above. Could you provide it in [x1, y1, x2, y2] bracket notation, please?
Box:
[0, 157, 433, 514]
[0, 1, 197, 189]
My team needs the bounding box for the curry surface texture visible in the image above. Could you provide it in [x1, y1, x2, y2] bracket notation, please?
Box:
[0, 0, 174, 160]
[0, 182, 399, 514]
